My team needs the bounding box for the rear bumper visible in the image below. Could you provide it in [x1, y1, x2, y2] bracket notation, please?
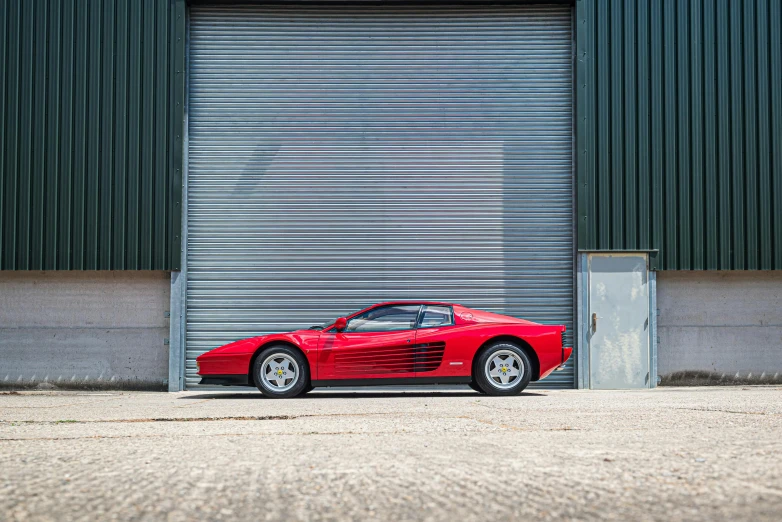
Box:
[198, 374, 251, 386]
[556, 347, 573, 370]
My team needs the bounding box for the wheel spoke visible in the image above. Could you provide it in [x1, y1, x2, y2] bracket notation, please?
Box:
[275, 376, 286, 388]
[499, 373, 510, 384]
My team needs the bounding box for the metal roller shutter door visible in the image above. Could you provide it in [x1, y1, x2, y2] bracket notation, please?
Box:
[186, 5, 574, 388]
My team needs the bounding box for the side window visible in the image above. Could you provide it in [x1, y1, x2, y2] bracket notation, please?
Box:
[345, 305, 421, 333]
[418, 305, 454, 328]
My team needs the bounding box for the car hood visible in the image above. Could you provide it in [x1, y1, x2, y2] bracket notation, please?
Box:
[197, 336, 266, 359]
[196, 329, 319, 360]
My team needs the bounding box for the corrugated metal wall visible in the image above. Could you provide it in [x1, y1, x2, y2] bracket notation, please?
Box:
[3, 0, 780, 273]
[186, 4, 574, 388]
[0, 0, 185, 270]
[576, 0, 782, 270]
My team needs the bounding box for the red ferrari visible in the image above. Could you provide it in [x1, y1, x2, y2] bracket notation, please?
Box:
[196, 301, 572, 398]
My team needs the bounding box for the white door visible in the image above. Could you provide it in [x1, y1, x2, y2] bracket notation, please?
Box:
[588, 254, 650, 389]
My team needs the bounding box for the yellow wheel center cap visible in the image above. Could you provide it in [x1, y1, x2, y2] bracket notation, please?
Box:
[277, 370, 283, 376]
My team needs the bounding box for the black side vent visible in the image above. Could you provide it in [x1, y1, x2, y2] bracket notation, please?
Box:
[335, 342, 446, 375]
[413, 341, 446, 373]
[561, 331, 567, 347]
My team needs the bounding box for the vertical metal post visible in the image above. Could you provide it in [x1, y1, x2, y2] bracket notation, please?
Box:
[576, 253, 590, 389]
[168, 2, 190, 392]
[168, 271, 185, 391]
[571, 1, 579, 391]
[649, 269, 658, 388]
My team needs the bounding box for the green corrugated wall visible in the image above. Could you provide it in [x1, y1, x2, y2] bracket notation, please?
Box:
[0, 0, 185, 270]
[1, 1, 781, 271]
[577, 0, 782, 269]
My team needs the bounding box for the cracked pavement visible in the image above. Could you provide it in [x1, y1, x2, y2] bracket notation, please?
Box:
[1, 386, 781, 521]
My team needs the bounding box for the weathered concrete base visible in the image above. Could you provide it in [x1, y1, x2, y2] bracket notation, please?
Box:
[0, 378, 166, 392]
[0, 271, 170, 390]
[660, 370, 782, 386]
[657, 271, 782, 385]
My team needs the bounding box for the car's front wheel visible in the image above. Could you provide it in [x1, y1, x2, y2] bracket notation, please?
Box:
[253, 345, 310, 398]
[468, 382, 485, 394]
[473, 342, 532, 396]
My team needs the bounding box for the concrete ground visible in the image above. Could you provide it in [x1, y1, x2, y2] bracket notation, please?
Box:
[1, 386, 781, 522]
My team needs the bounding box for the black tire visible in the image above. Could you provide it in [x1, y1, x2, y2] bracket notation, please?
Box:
[468, 382, 486, 394]
[252, 345, 310, 399]
[473, 342, 532, 396]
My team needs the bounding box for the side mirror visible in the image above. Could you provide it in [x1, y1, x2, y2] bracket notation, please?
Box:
[334, 317, 347, 332]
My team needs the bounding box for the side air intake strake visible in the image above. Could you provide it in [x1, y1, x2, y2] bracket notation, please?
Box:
[335, 342, 446, 375]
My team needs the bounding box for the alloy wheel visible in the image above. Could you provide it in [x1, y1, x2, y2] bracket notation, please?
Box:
[484, 349, 524, 389]
[260, 353, 300, 392]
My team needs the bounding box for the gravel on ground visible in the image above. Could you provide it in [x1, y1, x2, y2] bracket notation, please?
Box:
[1, 386, 781, 521]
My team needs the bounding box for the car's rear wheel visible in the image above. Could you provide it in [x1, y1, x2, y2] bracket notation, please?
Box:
[253, 345, 310, 398]
[473, 342, 532, 396]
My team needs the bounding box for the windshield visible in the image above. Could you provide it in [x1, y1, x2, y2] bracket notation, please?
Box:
[307, 320, 335, 331]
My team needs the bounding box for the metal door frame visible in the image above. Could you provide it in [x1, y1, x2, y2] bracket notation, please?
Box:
[172, 2, 578, 391]
[577, 251, 658, 389]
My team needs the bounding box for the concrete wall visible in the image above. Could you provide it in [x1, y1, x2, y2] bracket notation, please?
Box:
[657, 271, 782, 384]
[0, 271, 170, 390]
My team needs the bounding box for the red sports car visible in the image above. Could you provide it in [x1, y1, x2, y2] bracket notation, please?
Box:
[196, 301, 572, 398]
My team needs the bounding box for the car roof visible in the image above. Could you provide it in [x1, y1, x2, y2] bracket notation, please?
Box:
[369, 300, 456, 308]
[343, 301, 459, 320]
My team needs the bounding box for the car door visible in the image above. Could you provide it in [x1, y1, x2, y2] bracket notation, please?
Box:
[413, 305, 466, 377]
[317, 304, 421, 381]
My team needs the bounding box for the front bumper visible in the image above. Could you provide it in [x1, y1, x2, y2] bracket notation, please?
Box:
[198, 374, 251, 386]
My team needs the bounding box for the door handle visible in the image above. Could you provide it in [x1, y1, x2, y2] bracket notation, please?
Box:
[591, 313, 597, 332]
[406, 339, 411, 343]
